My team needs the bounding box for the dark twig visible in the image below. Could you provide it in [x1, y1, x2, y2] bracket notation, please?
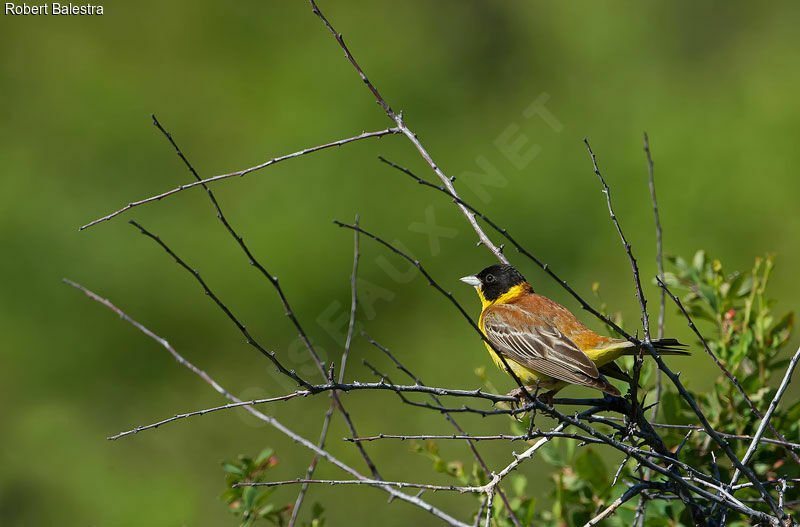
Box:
[583, 138, 651, 341]
[730, 344, 800, 488]
[79, 127, 399, 230]
[584, 483, 650, 526]
[235, 478, 485, 493]
[151, 115, 327, 378]
[340, 214, 361, 384]
[108, 394, 302, 440]
[640, 131, 666, 524]
[126, 220, 312, 389]
[644, 132, 665, 344]
[291, 215, 361, 526]
[345, 432, 601, 444]
[289, 400, 335, 527]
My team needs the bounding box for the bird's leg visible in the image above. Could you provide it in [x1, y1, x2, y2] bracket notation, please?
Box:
[506, 383, 558, 408]
[526, 385, 541, 437]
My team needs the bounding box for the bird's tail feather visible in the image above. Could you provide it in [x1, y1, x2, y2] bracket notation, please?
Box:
[617, 338, 690, 356]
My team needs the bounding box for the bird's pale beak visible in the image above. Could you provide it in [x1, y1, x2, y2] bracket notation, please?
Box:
[460, 275, 481, 287]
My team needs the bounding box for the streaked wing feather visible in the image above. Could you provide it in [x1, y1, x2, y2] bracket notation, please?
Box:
[483, 305, 601, 387]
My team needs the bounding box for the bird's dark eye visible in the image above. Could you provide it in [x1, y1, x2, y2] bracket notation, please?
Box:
[485, 274, 495, 283]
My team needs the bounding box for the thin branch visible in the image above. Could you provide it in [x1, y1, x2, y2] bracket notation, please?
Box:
[126, 221, 313, 389]
[79, 127, 399, 230]
[484, 487, 495, 527]
[490, 423, 569, 484]
[644, 132, 665, 343]
[308, 0, 507, 263]
[151, 115, 326, 378]
[235, 478, 483, 493]
[108, 394, 302, 440]
[292, 214, 361, 526]
[642, 132, 666, 523]
[339, 214, 361, 384]
[730, 344, 800, 488]
[584, 138, 651, 341]
[63, 278, 273, 411]
[289, 400, 335, 527]
[345, 432, 601, 444]
[583, 483, 649, 527]
[586, 416, 800, 451]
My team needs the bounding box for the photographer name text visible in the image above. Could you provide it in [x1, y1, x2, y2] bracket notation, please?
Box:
[5, 3, 103, 15]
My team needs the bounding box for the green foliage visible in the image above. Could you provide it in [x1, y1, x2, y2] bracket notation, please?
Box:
[221, 447, 311, 527]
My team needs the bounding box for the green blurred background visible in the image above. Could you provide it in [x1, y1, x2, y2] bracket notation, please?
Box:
[2, 1, 799, 525]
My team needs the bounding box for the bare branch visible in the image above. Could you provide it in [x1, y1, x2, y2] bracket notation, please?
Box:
[292, 214, 361, 526]
[584, 137, 651, 341]
[289, 401, 335, 527]
[339, 214, 361, 384]
[108, 394, 302, 440]
[307, 0, 507, 263]
[235, 478, 483, 494]
[79, 127, 399, 230]
[345, 432, 601, 444]
[126, 220, 312, 389]
[644, 132, 665, 342]
[730, 344, 800, 488]
[583, 483, 649, 527]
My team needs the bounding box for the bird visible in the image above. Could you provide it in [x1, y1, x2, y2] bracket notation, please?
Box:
[460, 263, 687, 402]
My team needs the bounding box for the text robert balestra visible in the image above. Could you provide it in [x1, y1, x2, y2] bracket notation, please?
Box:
[5, 3, 104, 15]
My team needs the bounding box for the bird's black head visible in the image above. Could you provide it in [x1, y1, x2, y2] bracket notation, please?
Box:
[461, 264, 530, 304]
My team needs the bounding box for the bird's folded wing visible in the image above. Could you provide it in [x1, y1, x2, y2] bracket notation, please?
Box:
[482, 304, 601, 385]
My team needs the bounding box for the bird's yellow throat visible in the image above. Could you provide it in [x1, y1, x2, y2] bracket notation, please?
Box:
[477, 283, 529, 310]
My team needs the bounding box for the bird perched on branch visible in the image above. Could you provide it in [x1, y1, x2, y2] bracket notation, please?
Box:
[460, 264, 687, 402]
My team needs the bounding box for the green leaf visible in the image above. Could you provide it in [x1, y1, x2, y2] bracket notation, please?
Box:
[661, 390, 693, 425]
[538, 440, 566, 467]
[242, 485, 257, 509]
[512, 475, 527, 497]
[255, 447, 275, 466]
[574, 449, 608, 492]
[223, 462, 245, 476]
[424, 439, 439, 456]
[692, 250, 706, 272]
